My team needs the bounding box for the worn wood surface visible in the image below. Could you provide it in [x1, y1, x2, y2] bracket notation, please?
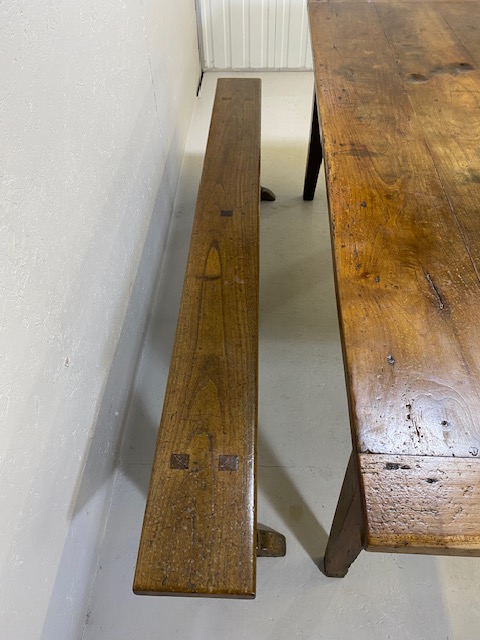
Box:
[361, 454, 480, 554]
[309, 0, 480, 459]
[309, 0, 480, 567]
[134, 78, 261, 597]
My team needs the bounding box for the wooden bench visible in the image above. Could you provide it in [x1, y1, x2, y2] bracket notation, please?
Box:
[304, 0, 480, 577]
[133, 78, 285, 598]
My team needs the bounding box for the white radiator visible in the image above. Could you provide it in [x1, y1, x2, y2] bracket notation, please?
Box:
[197, 0, 313, 70]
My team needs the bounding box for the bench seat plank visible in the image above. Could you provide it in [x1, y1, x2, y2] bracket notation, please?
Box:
[134, 78, 261, 597]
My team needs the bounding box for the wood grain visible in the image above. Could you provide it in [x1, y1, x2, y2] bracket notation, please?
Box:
[308, 0, 480, 571]
[309, 0, 480, 459]
[361, 454, 480, 553]
[439, 3, 480, 65]
[324, 453, 365, 576]
[133, 78, 261, 597]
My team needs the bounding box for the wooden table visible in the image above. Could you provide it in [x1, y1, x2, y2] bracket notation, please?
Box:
[305, 0, 480, 576]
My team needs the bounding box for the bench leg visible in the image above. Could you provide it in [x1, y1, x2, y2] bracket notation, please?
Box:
[324, 452, 365, 577]
[256, 528, 286, 557]
[261, 186, 276, 202]
[303, 94, 323, 201]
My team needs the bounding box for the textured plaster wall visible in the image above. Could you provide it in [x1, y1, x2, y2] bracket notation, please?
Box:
[1, 1, 200, 638]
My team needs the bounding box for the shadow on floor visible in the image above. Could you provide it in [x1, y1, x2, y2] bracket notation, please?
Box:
[257, 430, 329, 569]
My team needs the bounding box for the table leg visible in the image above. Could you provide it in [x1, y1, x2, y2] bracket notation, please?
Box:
[303, 94, 322, 201]
[324, 452, 365, 577]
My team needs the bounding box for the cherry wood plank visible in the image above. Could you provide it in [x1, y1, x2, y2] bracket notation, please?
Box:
[309, 1, 480, 459]
[361, 454, 480, 553]
[134, 78, 260, 597]
[439, 3, 480, 65]
[378, 2, 480, 267]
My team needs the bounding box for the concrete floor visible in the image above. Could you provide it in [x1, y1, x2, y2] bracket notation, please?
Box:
[81, 72, 480, 640]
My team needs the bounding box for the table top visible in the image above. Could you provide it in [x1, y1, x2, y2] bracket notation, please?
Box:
[308, 0, 480, 460]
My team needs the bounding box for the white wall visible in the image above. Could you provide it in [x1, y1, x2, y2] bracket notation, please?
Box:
[198, 0, 312, 69]
[1, 1, 200, 638]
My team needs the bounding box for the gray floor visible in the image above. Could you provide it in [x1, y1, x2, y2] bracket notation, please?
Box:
[82, 72, 480, 640]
